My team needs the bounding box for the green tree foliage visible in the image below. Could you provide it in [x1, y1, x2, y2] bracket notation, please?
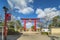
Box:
[31, 26, 34, 29]
[16, 20, 22, 29]
[49, 16, 60, 27]
[8, 20, 22, 29]
[16, 20, 22, 27]
[0, 22, 4, 26]
[9, 21, 15, 28]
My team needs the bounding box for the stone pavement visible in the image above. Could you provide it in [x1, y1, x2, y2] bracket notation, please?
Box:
[0, 34, 60, 40]
[0, 31, 60, 40]
[0, 33, 22, 40]
[17, 33, 51, 40]
[0, 33, 51, 40]
[0, 35, 2, 40]
[0, 35, 22, 40]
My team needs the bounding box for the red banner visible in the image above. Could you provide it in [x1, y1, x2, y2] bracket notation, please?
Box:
[6, 13, 11, 21]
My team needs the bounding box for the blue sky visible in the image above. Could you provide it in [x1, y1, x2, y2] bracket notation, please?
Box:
[0, 0, 60, 28]
[34, 0, 60, 9]
[0, 0, 60, 18]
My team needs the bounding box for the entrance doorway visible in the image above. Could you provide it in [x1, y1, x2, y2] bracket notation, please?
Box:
[21, 18, 40, 31]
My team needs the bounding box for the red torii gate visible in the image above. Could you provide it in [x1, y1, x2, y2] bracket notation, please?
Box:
[21, 18, 40, 31]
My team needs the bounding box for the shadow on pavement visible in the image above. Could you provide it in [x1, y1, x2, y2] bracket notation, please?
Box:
[7, 33, 23, 40]
[0, 32, 2, 35]
[0, 32, 23, 40]
[48, 35, 60, 40]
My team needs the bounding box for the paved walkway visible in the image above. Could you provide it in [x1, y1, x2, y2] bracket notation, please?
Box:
[1, 31, 60, 40]
[17, 33, 51, 40]
[0, 33, 22, 40]
[0, 33, 51, 40]
[0, 34, 60, 40]
[0, 35, 22, 40]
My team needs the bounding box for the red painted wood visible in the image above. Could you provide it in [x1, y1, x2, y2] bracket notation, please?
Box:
[34, 20, 36, 31]
[6, 14, 11, 20]
[24, 20, 26, 31]
[21, 18, 40, 31]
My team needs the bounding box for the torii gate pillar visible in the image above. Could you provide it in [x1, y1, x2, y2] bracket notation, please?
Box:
[24, 19, 26, 31]
[34, 20, 36, 31]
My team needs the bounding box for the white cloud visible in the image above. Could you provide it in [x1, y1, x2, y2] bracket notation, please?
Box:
[21, 22, 33, 28]
[28, 0, 33, 3]
[7, 0, 34, 14]
[44, 8, 57, 13]
[36, 8, 46, 18]
[11, 15, 16, 21]
[18, 7, 34, 14]
[26, 22, 33, 28]
[36, 7, 60, 20]
[59, 5, 60, 8]
[17, 17, 20, 20]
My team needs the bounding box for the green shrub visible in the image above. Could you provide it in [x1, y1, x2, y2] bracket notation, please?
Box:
[8, 28, 20, 35]
[41, 32, 48, 35]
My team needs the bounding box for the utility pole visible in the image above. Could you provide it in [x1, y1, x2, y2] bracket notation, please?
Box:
[3, 6, 8, 40]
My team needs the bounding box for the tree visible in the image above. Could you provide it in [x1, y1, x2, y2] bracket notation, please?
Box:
[8, 21, 15, 28]
[0, 22, 4, 26]
[37, 22, 43, 28]
[31, 26, 34, 29]
[16, 20, 22, 27]
[49, 16, 60, 27]
[16, 20, 22, 29]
